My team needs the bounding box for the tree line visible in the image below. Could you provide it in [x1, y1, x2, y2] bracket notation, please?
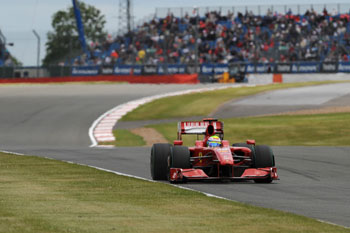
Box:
[43, 2, 107, 66]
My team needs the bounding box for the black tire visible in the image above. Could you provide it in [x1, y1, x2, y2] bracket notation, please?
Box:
[171, 146, 191, 169]
[254, 145, 275, 183]
[232, 143, 256, 166]
[232, 143, 255, 153]
[150, 143, 172, 180]
[254, 145, 275, 168]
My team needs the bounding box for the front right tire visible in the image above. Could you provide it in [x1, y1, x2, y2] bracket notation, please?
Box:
[150, 143, 172, 180]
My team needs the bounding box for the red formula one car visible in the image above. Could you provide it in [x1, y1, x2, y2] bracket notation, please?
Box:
[150, 118, 278, 183]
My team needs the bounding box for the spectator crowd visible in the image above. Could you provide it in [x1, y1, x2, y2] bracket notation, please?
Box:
[74, 7, 350, 66]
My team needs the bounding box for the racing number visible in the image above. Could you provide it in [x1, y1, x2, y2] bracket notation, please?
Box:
[199, 152, 203, 163]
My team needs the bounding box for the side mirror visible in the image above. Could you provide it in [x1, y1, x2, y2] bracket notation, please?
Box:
[174, 140, 183, 146]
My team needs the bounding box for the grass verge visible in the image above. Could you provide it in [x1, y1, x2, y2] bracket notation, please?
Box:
[0, 152, 349, 233]
[121, 81, 350, 121]
[146, 112, 350, 146]
[99, 129, 146, 147]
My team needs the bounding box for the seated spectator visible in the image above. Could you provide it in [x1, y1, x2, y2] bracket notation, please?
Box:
[71, 7, 350, 66]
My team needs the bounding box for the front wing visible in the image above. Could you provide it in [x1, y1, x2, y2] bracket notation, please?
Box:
[169, 167, 278, 182]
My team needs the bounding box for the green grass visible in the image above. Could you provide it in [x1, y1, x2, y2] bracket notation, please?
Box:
[0, 152, 349, 233]
[121, 81, 350, 121]
[148, 113, 350, 146]
[99, 129, 146, 147]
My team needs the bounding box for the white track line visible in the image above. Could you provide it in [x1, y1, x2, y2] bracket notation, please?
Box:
[88, 84, 255, 147]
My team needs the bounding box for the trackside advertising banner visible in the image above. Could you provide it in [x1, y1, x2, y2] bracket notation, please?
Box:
[292, 62, 320, 73]
[158, 65, 186, 74]
[100, 66, 114, 75]
[114, 65, 142, 75]
[142, 65, 158, 75]
[201, 64, 229, 74]
[70, 62, 350, 76]
[338, 62, 350, 72]
[71, 66, 99, 76]
[275, 64, 292, 73]
[321, 63, 338, 73]
[255, 63, 274, 73]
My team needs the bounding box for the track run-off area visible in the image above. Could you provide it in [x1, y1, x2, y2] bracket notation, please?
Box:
[0, 82, 349, 228]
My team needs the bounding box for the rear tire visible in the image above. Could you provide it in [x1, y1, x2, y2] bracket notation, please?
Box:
[254, 145, 275, 183]
[150, 143, 172, 180]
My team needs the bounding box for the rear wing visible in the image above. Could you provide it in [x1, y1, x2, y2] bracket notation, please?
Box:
[177, 119, 224, 139]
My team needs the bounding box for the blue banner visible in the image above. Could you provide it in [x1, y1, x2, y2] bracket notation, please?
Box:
[338, 62, 350, 72]
[114, 65, 133, 75]
[246, 63, 255, 73]
[292, 63, 320, 73]
[133, 66, 142, 75]
[114, 65, 142, 75]
[201, 64, 229, 74]
[158, 65, 187, 74]
[213, 64, 228, 74]
[255, 63, 274, 73]
[201, 64, 215, 74]
[72, 0, 88, 53]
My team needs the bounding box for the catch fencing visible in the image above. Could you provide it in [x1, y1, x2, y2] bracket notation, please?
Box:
[155, 3, 350, 18]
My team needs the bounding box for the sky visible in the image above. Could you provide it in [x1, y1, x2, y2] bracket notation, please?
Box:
[1, 0, 349, 66]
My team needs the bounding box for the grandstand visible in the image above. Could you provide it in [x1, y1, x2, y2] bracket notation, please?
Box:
[73, 3, 350, 68]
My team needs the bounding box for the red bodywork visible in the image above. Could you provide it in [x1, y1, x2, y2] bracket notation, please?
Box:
[169, 118, 278, 182]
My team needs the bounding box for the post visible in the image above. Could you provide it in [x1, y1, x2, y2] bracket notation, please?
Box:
[126, 0, 131, 32]
[194, 6, 199, 74]
[0, 30, 6, 65]
[32, 30, 40, 77]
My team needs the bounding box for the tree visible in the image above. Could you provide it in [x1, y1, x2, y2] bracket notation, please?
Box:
[43, 2, 107, 66]
[9, 55, 22, 66]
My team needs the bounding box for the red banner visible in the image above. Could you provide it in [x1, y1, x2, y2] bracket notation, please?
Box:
[0, 74, 199, 84]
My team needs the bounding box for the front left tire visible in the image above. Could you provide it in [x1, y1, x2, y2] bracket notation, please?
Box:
[171, 146, 191, 169]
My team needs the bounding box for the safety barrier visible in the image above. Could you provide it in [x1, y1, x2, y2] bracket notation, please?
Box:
[1, 62, 350, 85]
[0, 74, 199, 84]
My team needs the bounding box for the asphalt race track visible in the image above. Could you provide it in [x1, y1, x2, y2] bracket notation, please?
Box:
[0, 83, 349, 227]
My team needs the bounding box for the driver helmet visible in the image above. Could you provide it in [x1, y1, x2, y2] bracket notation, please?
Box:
[207, 136, 221, 147]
